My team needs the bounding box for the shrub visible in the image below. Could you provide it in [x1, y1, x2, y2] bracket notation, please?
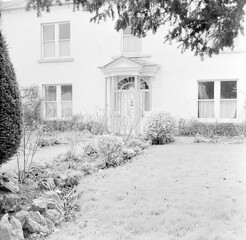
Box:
[96, 135, 124, 166]
[37, 136, 61, 147]
[0, 31, 22, 165]
[125, 138, 149, 150]
[144, 111, 177, 144]
[178, 119, 246, 137]
[21, 85, 42, 128]
[83, 140, 98, 156]
[42, 110, 108, 134]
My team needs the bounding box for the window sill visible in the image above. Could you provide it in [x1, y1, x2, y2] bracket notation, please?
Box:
[112, 53, 152, 59]
[220, 48, 245, 54]
[38, 58, 74, 63]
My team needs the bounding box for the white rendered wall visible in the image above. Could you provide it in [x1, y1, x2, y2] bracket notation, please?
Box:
[1, 5, 246, 121]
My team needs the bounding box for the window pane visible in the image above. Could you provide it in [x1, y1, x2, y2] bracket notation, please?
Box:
[45, 102, 57, 118]
[44, 42, 55, 58]
[59, 23, 70, 40]
[59, 41, 70, 56]
[144, 92, 150, 111]
[123, 36, 141, 53]
[220, 100, 237, 118]
[61, 102, 72, 119]
[45, 86, 56, 101]
[198, 82, 214, 99]
[221, 81, 237, 99]
[43, 25, 55, 41]
[61, 85, 72, 101]
[198, 101, 214, 118]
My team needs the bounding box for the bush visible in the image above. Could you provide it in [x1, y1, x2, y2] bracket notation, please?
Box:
[144, 111, 177, 144]
[83, 140, 98, 156]
[21, 85, 42, 128]
[125, 138, 149, 150]
[178, 119, 246, 137]
[43, 110, 108, 134]
[0, 31, 22, 165]
[96, 135, 124, 166]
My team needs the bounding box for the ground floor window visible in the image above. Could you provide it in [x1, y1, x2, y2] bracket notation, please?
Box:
[43, 84, 72, 119]
[198, 80, 237, 119]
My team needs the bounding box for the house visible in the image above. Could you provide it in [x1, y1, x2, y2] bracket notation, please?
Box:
[1, 0, 246, 134]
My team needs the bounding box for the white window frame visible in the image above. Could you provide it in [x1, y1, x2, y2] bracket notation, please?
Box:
[43, 84, 73, 120]
[41, 21, 71, 59]
[197, 79, 238, 121]
[121, 27, 142, 55]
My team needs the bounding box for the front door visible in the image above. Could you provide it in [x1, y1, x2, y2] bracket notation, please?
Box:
[114, 77, 150, 135]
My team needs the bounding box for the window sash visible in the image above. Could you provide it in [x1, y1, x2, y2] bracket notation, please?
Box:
[42, 22, 70, 58]
[123, 35, 142, 53]
[198, 80, 238, 119]
[44, 85, 72, 119]
[198, 100, 214, 118]
[220, 100, 237, 119]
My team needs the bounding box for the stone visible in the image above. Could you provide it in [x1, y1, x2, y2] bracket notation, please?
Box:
[31, 198, 47, 213]
[38, 178, 56, 191]
[2, 193, 21, 213]
[15, 210, 29, 227]
[43, 209, 63, 226]
[0, 172, 20, 193]
[51, 172, 66, 187]
[15, 210, 50, 234]
[0, 214, 24, 240]
[52, 170, 83, 187]
[65, 171, 83, 187]
[33, 191, 64, 213]
[44, 191, 63, 209]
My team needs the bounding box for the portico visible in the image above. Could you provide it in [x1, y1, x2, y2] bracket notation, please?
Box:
[99, 56, 160, 135]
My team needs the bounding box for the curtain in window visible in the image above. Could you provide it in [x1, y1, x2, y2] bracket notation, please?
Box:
[198, 101, 214, 118]
[220, 100, 237, 118]
[45, 103, 57, 118]
[61, 102, 72, 119]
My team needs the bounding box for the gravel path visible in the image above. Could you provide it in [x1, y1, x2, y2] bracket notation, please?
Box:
[48, 137, 246, 240]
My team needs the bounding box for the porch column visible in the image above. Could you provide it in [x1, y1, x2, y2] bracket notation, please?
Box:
[135, 76, 141, 135]
[110, 77, 116, 133]
[105, 77, 108, 130]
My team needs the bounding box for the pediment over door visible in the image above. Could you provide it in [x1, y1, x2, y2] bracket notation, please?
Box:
[99, 56, 160, 77]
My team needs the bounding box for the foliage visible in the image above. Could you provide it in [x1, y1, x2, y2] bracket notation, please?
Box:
[20, 85, 42, 128]
[178, 119, 246, 137]
[144, 111, 177, 144]
[37, 136, 61, 147]
[65, 131, 81, 159]
[0, 30, 22, 165]
[43, 111, 108, 134]
[83, 140, 98, 156]
[125, 138, 149, 150]
[96, 134, 124, 166]
[27, 0, 245, 58]
[15, 124, 44, 183]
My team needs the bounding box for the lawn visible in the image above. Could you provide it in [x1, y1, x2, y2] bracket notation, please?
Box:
[47, 137, 246, 240]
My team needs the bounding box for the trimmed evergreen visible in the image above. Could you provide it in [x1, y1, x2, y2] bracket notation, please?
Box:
[0, 30, 22, 165]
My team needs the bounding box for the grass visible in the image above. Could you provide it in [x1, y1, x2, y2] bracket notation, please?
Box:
[48, 137, 246, 240]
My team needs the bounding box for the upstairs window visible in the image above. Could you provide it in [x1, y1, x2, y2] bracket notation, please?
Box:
[123, 27, 142, 54]
[42, 22, 70, 59]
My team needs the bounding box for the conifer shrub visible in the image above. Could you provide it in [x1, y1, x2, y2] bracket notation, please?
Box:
[0, 31, 22, 165]
[144, 111, 177, 144]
